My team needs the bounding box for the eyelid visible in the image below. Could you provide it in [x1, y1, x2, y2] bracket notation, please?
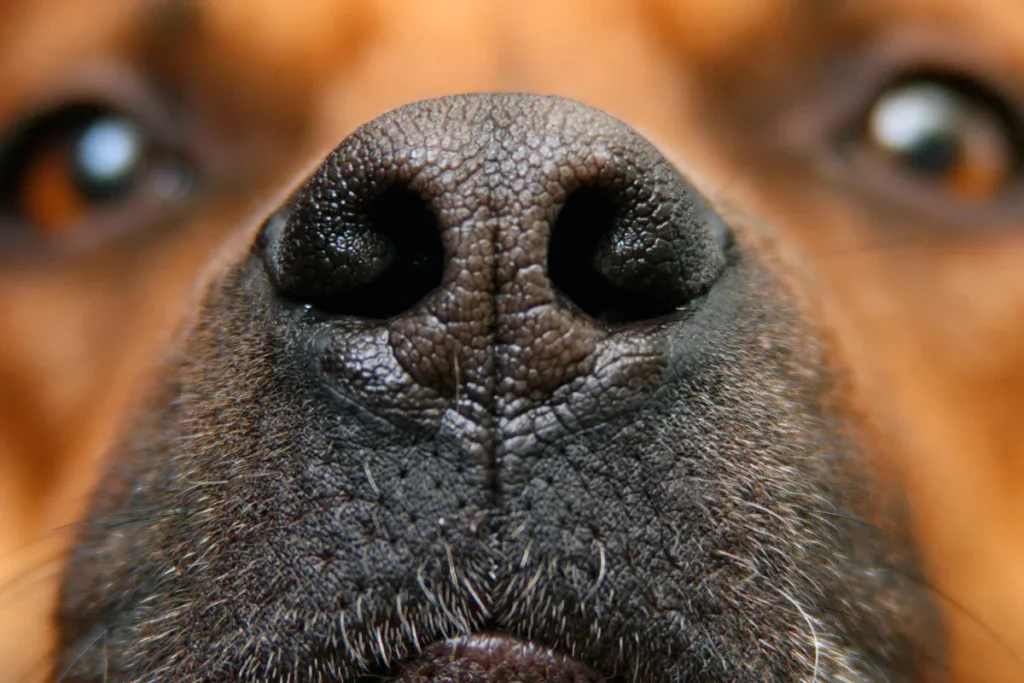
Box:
[835, 82, 1024, 225]
[755, 30, 1024, 228]
[0, 61, 183, 160]
[0, 64, 201, 256]
[776, 29, 1024, 155]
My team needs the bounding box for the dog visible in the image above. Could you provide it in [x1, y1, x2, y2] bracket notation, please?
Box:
[1, 0, 1023, 681]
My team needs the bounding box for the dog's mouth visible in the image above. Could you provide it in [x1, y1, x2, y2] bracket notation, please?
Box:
[357, 633, 615, 683]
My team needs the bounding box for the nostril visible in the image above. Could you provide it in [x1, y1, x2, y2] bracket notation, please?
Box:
[548, 184, 708, 325]
[265, 183, 444, 319]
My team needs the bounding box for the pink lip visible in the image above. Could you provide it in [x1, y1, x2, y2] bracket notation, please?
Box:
[386, 632, 609, 683]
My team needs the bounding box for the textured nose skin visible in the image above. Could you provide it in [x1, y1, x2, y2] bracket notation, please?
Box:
[263, 94, 728, 476]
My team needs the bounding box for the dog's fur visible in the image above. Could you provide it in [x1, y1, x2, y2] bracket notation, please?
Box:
[1, 1, 1024, 681]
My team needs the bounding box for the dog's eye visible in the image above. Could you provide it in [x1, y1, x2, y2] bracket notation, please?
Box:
[863, 78, 1021, 204]
[0, 104, 191, 242]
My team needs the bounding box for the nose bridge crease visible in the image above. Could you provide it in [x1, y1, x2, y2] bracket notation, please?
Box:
[393, 119, 609, 394]
[493, 152, 602, 405]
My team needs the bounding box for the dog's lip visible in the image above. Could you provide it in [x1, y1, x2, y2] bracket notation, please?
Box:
[363, 632, 613, 683]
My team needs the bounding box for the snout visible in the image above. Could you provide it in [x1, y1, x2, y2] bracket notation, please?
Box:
[58, 94, 939, 683]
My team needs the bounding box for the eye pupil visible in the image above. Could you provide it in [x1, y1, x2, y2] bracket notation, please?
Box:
[72, 116, 145, 200]
[900, 132, 961, 176]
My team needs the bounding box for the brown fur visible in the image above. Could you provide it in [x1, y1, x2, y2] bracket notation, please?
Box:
[0, 1, 1023, 681]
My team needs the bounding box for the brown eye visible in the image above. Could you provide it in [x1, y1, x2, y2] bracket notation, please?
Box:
[0, 104, 192, 242]
[865, 79, 1020, 203]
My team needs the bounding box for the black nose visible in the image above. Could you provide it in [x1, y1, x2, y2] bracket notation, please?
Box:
[261, 94, 729, 469]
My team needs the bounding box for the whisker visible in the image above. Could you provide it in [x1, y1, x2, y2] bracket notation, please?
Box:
[0, 523, 78, 567]
[776, 586, 821, 682]
[887, 564, 1024, 674]
[0, 554, 67, 609]
[0, 505, 176, 566]
[811, 506, 1024, 673]
[55, 627, 109, 683]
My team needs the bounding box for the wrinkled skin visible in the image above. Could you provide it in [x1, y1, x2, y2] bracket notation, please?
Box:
[58, 96, 939, 682]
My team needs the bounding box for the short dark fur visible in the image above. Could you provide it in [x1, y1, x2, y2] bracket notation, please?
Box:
[58, 96, 940, 682]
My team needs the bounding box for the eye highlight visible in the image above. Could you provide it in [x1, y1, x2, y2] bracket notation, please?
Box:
[0, 103, 194, 244]
[72, 116, 147, 199]
[862, 77, 1021, 205]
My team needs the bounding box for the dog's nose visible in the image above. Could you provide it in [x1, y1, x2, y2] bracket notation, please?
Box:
[261, 94, 729, 464]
